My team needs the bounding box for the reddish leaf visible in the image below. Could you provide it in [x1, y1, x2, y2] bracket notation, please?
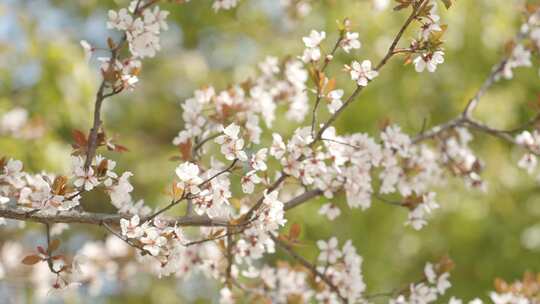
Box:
[36, 246, 47, 255]
[114, 144, 129, 153]
[22, 255, 42, 265]
[48, 239, 61, 253]
[72, 129, 88, 147]
[179, 140, 192, 161]
[289, 223, 301, 240]
[51, 255, 64, 260]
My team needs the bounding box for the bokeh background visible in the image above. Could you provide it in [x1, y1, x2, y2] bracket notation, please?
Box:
[1, 0, 540, 303]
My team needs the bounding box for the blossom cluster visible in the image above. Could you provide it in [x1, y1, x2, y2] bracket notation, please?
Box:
[404, 2, 447, 73]
[315, 237, 366, 302]
[72, 154, 149, 215]
[515, 130, 540, 176]
[81, 1, 169, 91]
[0, 158, 81, 213]
[496, 8, 540, 80]
[4, 0, 540, 302]
[389, 260, 452, 304]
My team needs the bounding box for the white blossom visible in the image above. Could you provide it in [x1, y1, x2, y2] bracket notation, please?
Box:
[349, 60, 378, 86]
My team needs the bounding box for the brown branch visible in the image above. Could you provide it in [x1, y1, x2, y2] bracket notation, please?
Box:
[183, 230, 240, 247]
[225, 230, 234, 288]
[311, 35, 345, 135]
[83, 0, 159, 169]
[192, 132, 221, 157]
[0, 205, 233, 227]
[84, 81, 107, 169]
[44, 223, 61, 275]
[199, 159, 238, 188]
[283, 189, 323, 211]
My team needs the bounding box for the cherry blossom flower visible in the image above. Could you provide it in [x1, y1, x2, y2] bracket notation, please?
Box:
[175, 162, 203, 195]
[414, 51, 445, 73]
[108, 172, 134, 209]
[219, 287, 235, 304]
[317, 237, 342, 263]
[259, 56, 279, 76]
[216, 123, 248, 161]
[381, 124, 411, 157]
[250, 148, 268, 171]
[301, 30, 326, 63]
[241, 171, 262, 194]
[80, 40, 93, 62]
[270, 133, 287, 159]
[72, 156, 99, 191]
[212, 0, 239, 11]
[318, 203, 341, 220]
[120, 215, 144, 239]
[302, 30, 326, 48]
[518, 153, 537, 174]
[501, 45, 532, 80]
[349, 60, 378, 86]
[327, 89, 344, 114]
[340, 32, 361, 53]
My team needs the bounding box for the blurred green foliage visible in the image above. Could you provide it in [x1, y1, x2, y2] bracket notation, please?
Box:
[1, 0, 540, 302]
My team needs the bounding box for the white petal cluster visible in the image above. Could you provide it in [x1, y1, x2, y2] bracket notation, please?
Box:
[349, 60, 378, 86]
[84, 1, 169, 91]
[390, 261, 452, 304]
[301, 30, 326, 63]
[212, 0, 239, 11]
[414, 51, 445, 73]
[412, 3, 446, 73]
[314, 238, 366, 303]
[340, 32, 361, 53]
[172, 57, 310, 152]
[215, 123, 248, 161]
[499, 45, 532, 80]
[515, 130, 540, 176]
[107, 4, 169, 59]
[0, 158, 80, 212]
[175, 162, 204, 195]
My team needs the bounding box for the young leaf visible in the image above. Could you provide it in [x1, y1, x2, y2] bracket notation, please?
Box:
[288, 223, 302, 240]
[72, 129, 88, 147]
[22, 255, 42, 265]
[48, 239, 61, 253]
[113, 144, 129, 153]
[36, 246, 47, 255]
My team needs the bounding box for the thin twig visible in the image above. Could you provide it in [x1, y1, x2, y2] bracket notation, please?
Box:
[102, 222, 154, 256]
[311, 35, 345, 135]
[314, 0, 429, 143]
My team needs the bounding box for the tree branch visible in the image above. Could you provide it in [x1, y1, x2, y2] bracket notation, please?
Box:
[0, 205, 233, 227]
